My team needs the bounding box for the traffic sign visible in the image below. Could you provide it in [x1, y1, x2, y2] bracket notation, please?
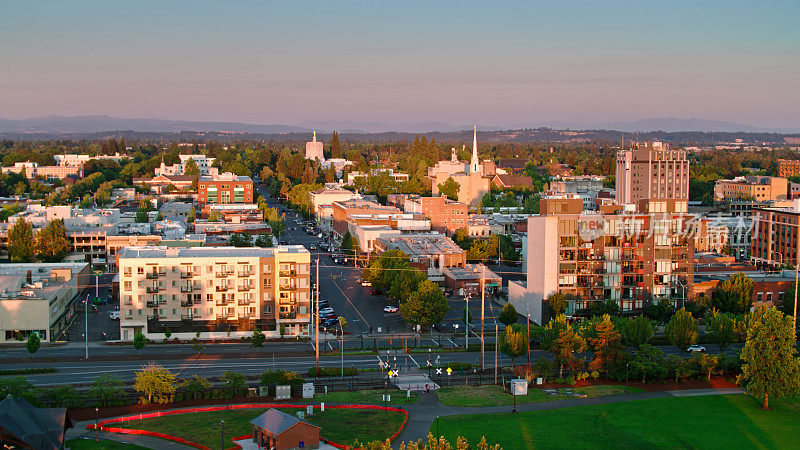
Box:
[446, 367, 452, 375]
[387, 370, 394, 377]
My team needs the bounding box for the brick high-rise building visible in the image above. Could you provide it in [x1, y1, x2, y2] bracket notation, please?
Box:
[750, 201, 800, 267]
[778, 159, 800, 178]
[117, 246, 311, 341]
[615, 141, 689, 206]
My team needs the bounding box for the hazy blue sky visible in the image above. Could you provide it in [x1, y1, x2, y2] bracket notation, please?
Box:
[1, 0, 798, 127]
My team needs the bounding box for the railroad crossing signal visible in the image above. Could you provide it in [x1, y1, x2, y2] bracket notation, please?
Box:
[435, 368, 442, 375]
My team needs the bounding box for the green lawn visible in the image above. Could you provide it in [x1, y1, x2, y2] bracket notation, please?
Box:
[303, 388, 419, 405]
[115, 407, 405, 450]
[433, 394, 800, 448]
[436, 384, 643, 407]
[65, 438, 150, 449]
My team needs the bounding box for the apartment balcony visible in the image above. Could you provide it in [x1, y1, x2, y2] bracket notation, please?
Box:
[238, 314, 255, 320]
[180, 272, 194, 279]
[215, 300, 231, 306]
[180, 301, 192, 307]
[145, 273, 160, 279]
[215, 272, 230, 278]
[180, 314, 192, 320]
[237, 272, 253, 277]
[237, 300, 253, 306]
[279, 312, 296, 319]
[146, 286, 160, 294]
[279, 284, 297, 291]
[279, 270, 296, 277]
[180, 286, 193, 293]
[216, 285, 230, 292]
[237, 285, 252, 292]
[146, 301, 158, 308]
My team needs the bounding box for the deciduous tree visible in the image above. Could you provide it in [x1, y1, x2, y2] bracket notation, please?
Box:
[665, 308, 698, 354]
[546, 292, 568, 316]
[8, 217, 35, 262]
[706, 309, 736, 350]
[399, 280, 449, 329]
[35, 219, 70, 262]
[437, 177, 460, 201]
[712, 272, 754, 314]
[498, 324, 527, 363]
[738, 307, 800, 409]
[133, 362, 177, 403]
[621, 315, 654, 347]
[587, 314, 623, 373]
[26, 332, 40, 359]
[498, 303, 519, 326]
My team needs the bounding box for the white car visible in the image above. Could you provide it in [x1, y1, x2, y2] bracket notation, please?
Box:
[319, 307, 334, 315]
[687, 345, 706, 353]
[361, 281, 372, 287]
[383, 306, 398, 313]
[109, 310, 120, 320]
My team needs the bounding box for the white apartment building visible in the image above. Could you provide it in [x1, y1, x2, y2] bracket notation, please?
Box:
[118, 246, 311, 341]
[155, 154, 219, 177]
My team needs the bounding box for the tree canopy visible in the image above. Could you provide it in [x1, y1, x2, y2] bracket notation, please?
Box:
[398, 280, 449, 329]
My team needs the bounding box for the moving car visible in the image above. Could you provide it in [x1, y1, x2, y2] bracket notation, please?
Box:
[109, 310, 120, 320]
[383, 305, 398, 313]
[687, 345, 706, 353]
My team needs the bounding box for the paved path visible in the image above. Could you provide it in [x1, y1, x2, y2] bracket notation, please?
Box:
[395, 387, 744, 445]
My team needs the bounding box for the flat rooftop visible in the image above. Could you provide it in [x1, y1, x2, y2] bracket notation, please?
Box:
[377, 233, 463, 256]
[118, 245, 308, 259]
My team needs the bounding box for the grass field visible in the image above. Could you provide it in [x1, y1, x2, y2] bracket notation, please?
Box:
[65, 438, 150, 449]
[436, 385, 644, 407]
[115, 407, 405, 450]
[303, 388, 419, 405]
[433, 394, 800, 448]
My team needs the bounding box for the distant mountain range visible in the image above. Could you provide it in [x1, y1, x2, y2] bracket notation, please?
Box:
[0, 115, 796, 134]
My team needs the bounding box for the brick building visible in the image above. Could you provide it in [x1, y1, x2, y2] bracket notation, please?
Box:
[197, 173, 253, 205]
[403, 195, 468, 234]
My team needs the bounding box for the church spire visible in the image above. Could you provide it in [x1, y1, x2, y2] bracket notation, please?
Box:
[470, 124, 480, 174]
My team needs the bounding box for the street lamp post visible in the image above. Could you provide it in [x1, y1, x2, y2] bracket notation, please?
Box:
[220, 419, 224, 450]
[94, 407, 99, 442]
[464, 295, 469, 349]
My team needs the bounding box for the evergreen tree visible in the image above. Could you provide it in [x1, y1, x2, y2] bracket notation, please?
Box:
[183, 158, 199, 176]
[438, 177, 460, 201]
[498, 303, 519, 326]
[8, 217, 35, 262]
[330, 131, 342, 159]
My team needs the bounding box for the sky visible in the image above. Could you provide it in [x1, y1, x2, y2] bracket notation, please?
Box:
[1, 0, 799, 128]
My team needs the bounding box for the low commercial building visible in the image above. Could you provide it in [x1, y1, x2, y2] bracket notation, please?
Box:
[201, 203, 263, 223]
[117, 245, 311, 340]
[155, 154, 218, 176]
[714, 176, 788, 203]
[0, 263, 90, 342]
[443, 264, 501, 297]
[346, 168, 410, 185]
[331, 199, 400, 239]
[374, 232, 466, 283]
[133, 174, 194, 193]
[1, 162, 83, 180]
[490, 174, 533, 190]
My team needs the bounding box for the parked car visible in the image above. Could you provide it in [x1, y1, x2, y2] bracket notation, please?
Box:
[361, 281, 372, 287]
[687, 345, 706, 353]
[323, 318, 340, 327]
[108, 310, 120, 320]
[383, 306, 398, 313]
[319, 307, 334, 315]
[309, 244, 317, 251]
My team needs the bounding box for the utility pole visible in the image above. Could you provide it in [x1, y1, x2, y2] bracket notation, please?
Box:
[464, 295, 469, 349]
[494, 322, 498, 384]
[526, 306, 530, 367]
[315, 256, 320, 377]
[84, 293, 89, 359]
[480, 265, 485, 371]
[795, 223, 799, 331]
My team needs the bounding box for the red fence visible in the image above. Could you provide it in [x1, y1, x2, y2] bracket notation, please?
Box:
[88, 403, 408, 450]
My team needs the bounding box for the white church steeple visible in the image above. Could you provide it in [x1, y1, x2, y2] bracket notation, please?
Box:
[470, 124, 480, 174]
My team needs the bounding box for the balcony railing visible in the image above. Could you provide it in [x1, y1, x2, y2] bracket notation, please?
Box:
[279, 312, 296, 319]
[237, 300, 253, 306]
[215, 300, 231, 306]
[180, 286, 193, 293]
[215, 272, 229, 278]
[146, 301, 158, 308]
[180, 273, 193, 279]
[216, 285, 230, 292]
[180, 301, 192, 307]
[279, 270, 295, 277]
[238, 272, 252, 277]
[145, 273, 160, 279]
[238, 285, 252, 291]
[279, 284, 297, 290]
[146, 286, 160, 293]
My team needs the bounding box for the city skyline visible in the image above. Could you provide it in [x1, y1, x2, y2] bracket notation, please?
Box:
[1, 0, 798, 128]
